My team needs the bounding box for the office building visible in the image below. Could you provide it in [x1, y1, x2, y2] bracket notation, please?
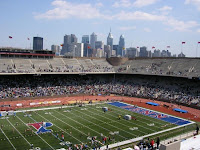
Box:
[82, 35, 89, 44]
[51, 45, 60, 56]
[61, 34, 78, 55]
[104, 45, 111, 58]
[118, 35, 125, 56]
[107, 30, 113, 51]
[126, 47, 139, 58]
[90, 32, 97, 49]
[139, 46, 148, 57]
[33, 37, 43, 50]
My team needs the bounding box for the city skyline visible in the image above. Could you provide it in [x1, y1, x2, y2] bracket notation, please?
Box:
[1, 0, 200, 57]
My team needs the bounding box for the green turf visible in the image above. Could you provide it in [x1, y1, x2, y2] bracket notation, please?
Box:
[0, 103, 193, 150]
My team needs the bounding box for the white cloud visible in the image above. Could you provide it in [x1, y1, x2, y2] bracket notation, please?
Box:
[133, 0, 159, 8]
[115, 11, 165, 21]
[159, 6, 172, 11]
[112, 0, 159, 8]
[112, 0, 132, 8]
[144, 28, 151, 32]
[35, 0, 106, 19]
[158, 6, 172, 15]
[164, 18, 199, 31]
[185, 0, 200, 11]
[95, 2, 103, 7]
[119, 26, 137, 31]
[34, 0, 199, 32]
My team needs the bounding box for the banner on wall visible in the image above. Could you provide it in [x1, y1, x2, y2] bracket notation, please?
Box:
[30, 100, 61, 106]
[16, 103, 22, 107]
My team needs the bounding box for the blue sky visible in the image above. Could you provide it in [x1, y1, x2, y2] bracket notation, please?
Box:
[0, 0, 200, 57]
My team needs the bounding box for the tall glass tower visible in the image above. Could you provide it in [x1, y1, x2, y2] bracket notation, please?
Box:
[118, 35, 125, 56]
[90, 32, 97, 49]
[107, 29, 113, 51]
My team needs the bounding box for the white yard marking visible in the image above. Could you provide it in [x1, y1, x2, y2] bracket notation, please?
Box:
[60, 109, 127, 140]
[16, 116, 55, 150]
[74, 108, 137, 137]
[0, 128, 17, 150]
[54, 110, 102, 136]
[89, 105, 156, 133]
[34, 111, 87, 147]
[108, 104, 169, 127]
[6, 118, 31, 147]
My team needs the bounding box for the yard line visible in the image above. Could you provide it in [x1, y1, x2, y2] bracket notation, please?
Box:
[73, 108, 137, 137]
[0, 128, 17, 150]
[54, 110, 103, 136]
[42, 110, 92, 138]
[23, 112, 64, 142]
[34, 111, 87, 146]
[89, 105, 157, 133]
[105, 105, 169, 129]
[6, 118, 31, 146]
[60, 109, 127, 140]
[108, 103, 168, 126]
[16, 115, 55, 150]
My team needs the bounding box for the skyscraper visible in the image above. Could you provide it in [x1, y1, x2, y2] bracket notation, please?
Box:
[33, 37, 43, 50]
[82, 35, 89, 44]
[107, 29, 113, 51]
[139, 46, 148, 57]
[126, 47, 138, 58]
[118, 35, 125, 56]
[61, 34, 78, 55]
[90, 32, 97, 49]
[82, 35, 90, 57]
[51, 45, 60, 56]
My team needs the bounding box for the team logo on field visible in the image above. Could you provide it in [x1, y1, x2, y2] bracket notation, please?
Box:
[28, 122, 53, 134]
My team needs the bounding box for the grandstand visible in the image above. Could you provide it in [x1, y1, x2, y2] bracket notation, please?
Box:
[0, 55, 199, 150]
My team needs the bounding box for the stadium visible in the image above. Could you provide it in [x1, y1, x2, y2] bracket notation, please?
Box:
[0, 49, 200, 150]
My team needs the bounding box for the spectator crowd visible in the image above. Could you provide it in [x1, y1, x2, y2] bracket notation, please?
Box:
[0, 74, 199, 108]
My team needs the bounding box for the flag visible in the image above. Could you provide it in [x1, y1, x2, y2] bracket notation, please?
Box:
[182, 42, 186, 44]
[198, 42, 200, 44]
[152, 46, 155, 49]
[137, 47, 139, 48]
[167, 46, 170, 48]
[60, 44, 64, 47]
[123, 47, 125, 50]
[27, 38, 30, 40]
[9, 36, 12, 39]
[87, 46, 91, 49]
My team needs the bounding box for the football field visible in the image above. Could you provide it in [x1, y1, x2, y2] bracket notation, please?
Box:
[0, 102, 194, 150]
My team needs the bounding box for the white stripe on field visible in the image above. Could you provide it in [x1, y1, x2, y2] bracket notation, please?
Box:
[54, 110, 103, 136]
[0, 128, 17, 150]
[34, 111, 87, 147]
[106, 103, 168, 128]
[73, 108, 128, 139]
[16, 116, 55, 150]
[89, 105, 152, 134]
[6, 118, 31, 146]
[74, 108, 137, 137]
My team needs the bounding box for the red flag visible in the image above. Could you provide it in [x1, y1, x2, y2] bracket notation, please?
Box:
[9, 36, 12, 39]
[167, 46, 170, 48]
[152, 46, 155, 49]
[87, 46, 91, 49]
[182, 42, 185, 44]
[198, 42, 200, 44]
[60, 44, 64, 47]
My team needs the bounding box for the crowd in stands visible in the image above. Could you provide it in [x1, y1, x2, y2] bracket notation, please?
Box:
[0, 74, 199, 108]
